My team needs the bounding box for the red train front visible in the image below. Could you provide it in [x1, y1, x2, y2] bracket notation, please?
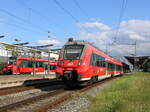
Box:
[56, 38, 123, 85]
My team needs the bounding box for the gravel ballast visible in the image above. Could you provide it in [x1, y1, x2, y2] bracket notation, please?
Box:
[0, 84, 64, 107]
[47, 79, 114, 112]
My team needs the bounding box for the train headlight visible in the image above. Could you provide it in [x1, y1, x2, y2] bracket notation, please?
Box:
[78, 60, 82, 66]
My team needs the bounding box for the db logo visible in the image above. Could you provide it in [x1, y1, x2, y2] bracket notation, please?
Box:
[68, 62, 73, 66]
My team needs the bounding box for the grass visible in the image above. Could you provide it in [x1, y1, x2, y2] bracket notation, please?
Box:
[89, 72, 150, 112]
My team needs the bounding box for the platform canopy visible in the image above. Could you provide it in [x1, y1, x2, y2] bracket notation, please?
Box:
[124, 56, 150, 70]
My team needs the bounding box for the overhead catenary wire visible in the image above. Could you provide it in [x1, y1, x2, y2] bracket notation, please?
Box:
[106, 0, 132, 56]
[53, 0, 110, 52]
[0, 20, 45, 34]
[109, 42, 135, 57]
[0, 8, 48, 32]
[53, 0, 94, 35]
[113, 0, 128, 43]
[17, 0, 60, 37]
[53, 0, 131, 57]
[72, 0, 89, 20]
[53, 0, 79, 22]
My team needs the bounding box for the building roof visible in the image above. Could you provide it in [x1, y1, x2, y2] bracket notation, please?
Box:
[124, 56, 150, 69]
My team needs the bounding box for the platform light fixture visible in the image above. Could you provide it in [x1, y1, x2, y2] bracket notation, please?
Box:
[0, 35, 5, 38]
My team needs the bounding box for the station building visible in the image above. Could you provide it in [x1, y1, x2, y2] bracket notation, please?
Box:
[0, 42, 59, 63]
[124, 56, 150, 71]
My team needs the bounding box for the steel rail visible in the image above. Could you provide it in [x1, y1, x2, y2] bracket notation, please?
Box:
[0, 89, 65, 112]
[33, 76, 122, 112]
[0, 75, 125, 112]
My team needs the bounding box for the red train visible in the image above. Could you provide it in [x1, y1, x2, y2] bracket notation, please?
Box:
[56, 38, 126, 86]
[3, 56, 57, 75]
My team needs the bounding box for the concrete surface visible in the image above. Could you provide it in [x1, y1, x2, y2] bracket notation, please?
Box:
[0, 74, 56, 88]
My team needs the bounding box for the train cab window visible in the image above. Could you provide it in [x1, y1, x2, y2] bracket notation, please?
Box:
[63, 45, 84, 60]
[9, 60, 14, 65]
[8, 57, 17, 65]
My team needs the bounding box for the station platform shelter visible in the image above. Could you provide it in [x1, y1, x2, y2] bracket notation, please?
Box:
[124, 56, 150, 71]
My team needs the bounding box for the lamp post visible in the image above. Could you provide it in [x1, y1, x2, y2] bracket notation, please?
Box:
[0, 35, 5, 63]
[46, 46, 54, 75]
[47, 51, 50, 75]
[0, 35, 5, 39]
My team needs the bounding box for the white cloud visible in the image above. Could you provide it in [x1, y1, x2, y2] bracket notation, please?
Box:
[77, 20, 150, 56]
[120, 20, 150, 41]
[129, 33, 146, 40]
[37, 40, 60, 45]
[77, 21, 111, 31]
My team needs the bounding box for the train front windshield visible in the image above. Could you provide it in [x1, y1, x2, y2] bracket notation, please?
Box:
[8, 57, 17, 64]
[63, 45, 84, 60]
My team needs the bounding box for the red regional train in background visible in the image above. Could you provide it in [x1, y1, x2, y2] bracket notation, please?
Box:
[56, 38, 130, 86]
[3, 56, 57, 75]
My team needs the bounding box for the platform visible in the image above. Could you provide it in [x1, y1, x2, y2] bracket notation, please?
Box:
[0, 74, 56, 89]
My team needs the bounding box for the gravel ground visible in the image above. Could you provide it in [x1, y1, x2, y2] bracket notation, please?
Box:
[0, 78, 115, 112]
[47, 96, 90, 112]
[47, 79, 114, 112]
[0, 84, 64, 107]
[10, 91, 71, 112]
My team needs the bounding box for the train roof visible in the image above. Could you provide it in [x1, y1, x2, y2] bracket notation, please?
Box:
[65, 39, 122, 65]
[17, 57, 57, 63]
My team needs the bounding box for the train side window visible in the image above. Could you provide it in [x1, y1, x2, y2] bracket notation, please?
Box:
[101, 57, 105, 67]
[107, 63, 110, 71]
[107, 63, 114, 71]
[21, 61, 29, 67]
[20, 61, 24, 67]
[50, 65, 56, 70]
[96, 60, 100, 66]
[40, 62, 44, 68]
[90, 53, 93, 65]
[90, 53, 106, 67]
[116, 65, 121, 71]
[32, 61, 36, 68]
[93, 54, 97, 66]
[90, 53, 96, 66]
[90, 54, 93, 65]
[35, 61, 39, 68]
[102, 60, 106, 67]
[28, 61, 32, 67]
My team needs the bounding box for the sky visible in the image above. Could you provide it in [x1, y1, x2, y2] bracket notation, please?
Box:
[0, 0, 150, 59]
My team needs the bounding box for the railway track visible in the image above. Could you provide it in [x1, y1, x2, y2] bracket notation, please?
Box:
[0, 75, 121, 112]
[0, 80, 62, 96]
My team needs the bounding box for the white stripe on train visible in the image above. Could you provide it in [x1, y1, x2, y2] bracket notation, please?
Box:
[80, 73, 122, 81]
